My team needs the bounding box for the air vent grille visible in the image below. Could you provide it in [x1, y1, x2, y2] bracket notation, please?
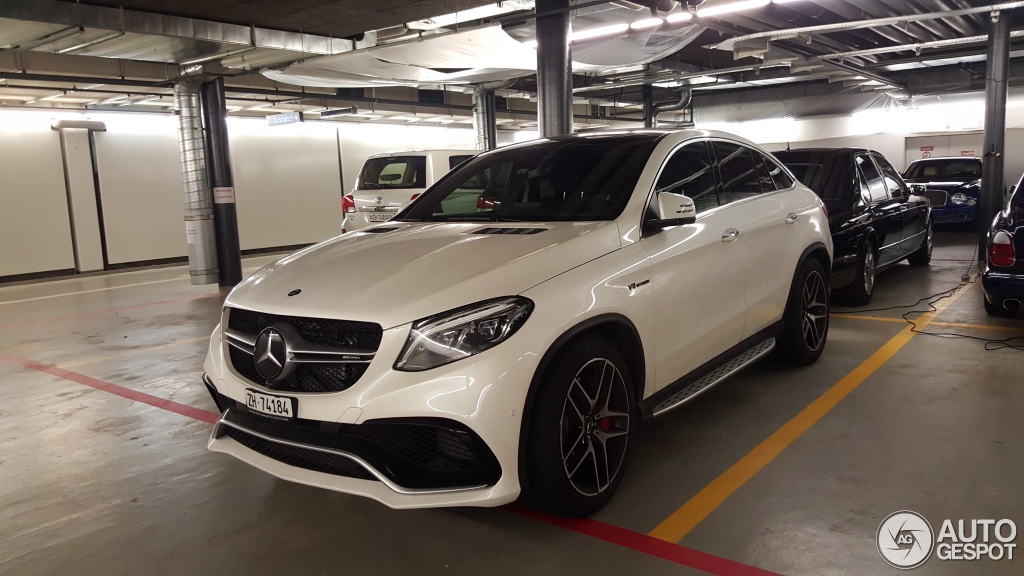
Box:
[472, 227, 546, 235]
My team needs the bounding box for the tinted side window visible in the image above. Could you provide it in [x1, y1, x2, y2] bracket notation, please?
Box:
[655, 141, 718, 213]
[855, 155, 888, 203]
[712, 141, 762, 203]
[874, 155, 907, 198]
[761, 153, 795, 190]
[449, 155, 474, 170]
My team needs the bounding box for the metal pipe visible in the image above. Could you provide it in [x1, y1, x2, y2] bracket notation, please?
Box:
[650, 90, 692, 128]
[711, 1, 1024, 51]
[979, 8, 1012, 262]
[536, 0, 572, 137]
[200, 76, 242, 287]
[472, 80, 513, 151]
[174, 79, 218, 285]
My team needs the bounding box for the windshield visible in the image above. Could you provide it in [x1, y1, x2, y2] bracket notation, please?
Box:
[397, 137, 658, 223]
[903, 159, 981, 180]
[356, 156, 427, 190]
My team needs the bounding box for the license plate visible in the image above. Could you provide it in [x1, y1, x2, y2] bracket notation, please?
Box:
[368, 213, 393, 222]
[245, 389, 296, 420]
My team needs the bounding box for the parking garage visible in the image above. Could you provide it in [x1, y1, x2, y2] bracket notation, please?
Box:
[1, 1, 1023, 575]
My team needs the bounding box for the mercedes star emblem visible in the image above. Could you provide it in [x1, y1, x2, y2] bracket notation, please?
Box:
[254, 327, 288, 381]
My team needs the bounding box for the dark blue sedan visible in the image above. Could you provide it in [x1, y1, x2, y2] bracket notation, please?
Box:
[982, 174, 1024, 316]
[903, 157, 982, 227]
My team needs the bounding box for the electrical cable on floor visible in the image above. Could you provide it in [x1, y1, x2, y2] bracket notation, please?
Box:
[837, 253, 1024, 353]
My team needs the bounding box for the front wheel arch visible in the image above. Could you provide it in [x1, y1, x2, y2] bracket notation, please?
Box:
[517, 314, 645, 495]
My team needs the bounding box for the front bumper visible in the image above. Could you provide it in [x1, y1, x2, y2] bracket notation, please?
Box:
[203, 314, 553, 509]
[932, 204, 976, 224]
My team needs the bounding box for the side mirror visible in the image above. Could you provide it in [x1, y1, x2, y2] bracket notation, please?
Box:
[909, 183, 927, 196]
[646, 192, 697, 230]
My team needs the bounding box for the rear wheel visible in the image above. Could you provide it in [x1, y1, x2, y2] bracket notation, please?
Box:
[776, 258, 830, 365]
[525, 336, 634, 517]
[836, 240, 876, 306]
[907, 220, 933, 265]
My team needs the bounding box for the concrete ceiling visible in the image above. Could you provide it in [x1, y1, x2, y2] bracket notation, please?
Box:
[1, 0, 1023, 129]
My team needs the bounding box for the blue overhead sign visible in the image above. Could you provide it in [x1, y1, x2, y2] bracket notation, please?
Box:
[268, 111, 303, 126]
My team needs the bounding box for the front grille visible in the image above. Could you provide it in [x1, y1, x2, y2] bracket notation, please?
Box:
[228, 308, 382, 349]
[224, 425, 378, 481]
[214, 407, 502, 490]
[924, 189, 948, 207]
[226, 308, 381, 393]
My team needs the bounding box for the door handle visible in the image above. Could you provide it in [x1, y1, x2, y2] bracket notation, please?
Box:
[785, 212, 799, 225]
[722, 228, 741, 242]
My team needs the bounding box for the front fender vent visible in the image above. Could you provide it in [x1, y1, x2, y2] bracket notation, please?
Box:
[363, 227, 401, 234]
[472, 227, 546, 235]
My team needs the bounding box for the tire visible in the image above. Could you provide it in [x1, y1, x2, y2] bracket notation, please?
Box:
[907, 220, 933, 266]
[525, 336, 634, 517]
[836, 240, 876, 306]
[776, 257, 830, 365]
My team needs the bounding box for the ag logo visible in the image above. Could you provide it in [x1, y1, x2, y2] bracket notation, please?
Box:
[878, 511, 935, 569]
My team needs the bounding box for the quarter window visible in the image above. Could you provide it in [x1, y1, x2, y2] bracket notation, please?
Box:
[712, 141, 762, 203]
[855, 155, 889, 203]
[655, 141, 719, 213]
[874, 155, 908, 199]
[760, 153, 795, 190]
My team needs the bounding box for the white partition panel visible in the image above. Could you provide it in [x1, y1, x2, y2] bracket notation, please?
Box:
[228, 119, 345, 249]
[93, 122, 185, 265]
[0, 125, 75, 276]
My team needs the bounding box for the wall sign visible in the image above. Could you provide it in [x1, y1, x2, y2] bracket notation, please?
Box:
[268, 111, 303, 126]
[214, 187, 236, 204]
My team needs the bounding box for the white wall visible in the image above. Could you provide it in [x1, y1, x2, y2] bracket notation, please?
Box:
[93, 117, 185, 264]
[0, 117, 75, 277]
[228, 119, 347, 249]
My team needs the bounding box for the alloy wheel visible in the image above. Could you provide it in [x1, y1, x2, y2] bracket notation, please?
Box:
[863, 250, 876, 295]
[801, 270, 829, 351]
[560, 358, 630, 497]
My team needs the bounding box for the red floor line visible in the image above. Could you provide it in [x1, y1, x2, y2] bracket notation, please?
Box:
[0, 350, 779, 575]
[508, 506, 782, 576]
[0, 352, 219, 424]
[0, 293, 220, 330]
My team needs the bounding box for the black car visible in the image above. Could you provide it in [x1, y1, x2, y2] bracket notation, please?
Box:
[903, 157, 982, 227]
[982, 174, 1024, 316]
[774, 148, 932, 305]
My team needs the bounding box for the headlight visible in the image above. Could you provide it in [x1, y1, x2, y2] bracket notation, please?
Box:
[395, 297, 533, 371]
[950, 192, 968, 205]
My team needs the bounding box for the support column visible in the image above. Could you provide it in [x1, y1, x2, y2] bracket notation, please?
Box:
[200, 76, 242, 287]
[174, 80, 218, 285]
[642, 84, 654, 128]
[536, 0, 572, 138]
[979, 9, 1011, 261]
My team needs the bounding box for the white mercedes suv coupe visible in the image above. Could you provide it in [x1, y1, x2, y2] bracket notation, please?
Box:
[203, 129, 832, 517]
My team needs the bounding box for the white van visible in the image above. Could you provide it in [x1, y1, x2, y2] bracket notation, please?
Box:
[342, 149, 476, 232]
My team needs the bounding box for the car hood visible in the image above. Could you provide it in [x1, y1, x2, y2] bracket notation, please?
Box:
[225, 221, 622, 328]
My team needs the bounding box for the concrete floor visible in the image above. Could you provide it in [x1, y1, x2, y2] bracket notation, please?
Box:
[1, 231, 1022, 576]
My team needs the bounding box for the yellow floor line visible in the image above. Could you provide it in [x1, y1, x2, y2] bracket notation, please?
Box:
[648, 283, 973, 543]
[59, 336, 210, 369]
[833, 312, 1024, 333]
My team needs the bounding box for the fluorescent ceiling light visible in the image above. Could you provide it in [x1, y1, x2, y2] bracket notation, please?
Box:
[320, 106, 358, 118]
[630, 17, 664, 30]
[387, 115, 421, 122]
[666, 12, 694, 23]
[424, 116, 456, 124]
[698, 0, 770, 17]
[350, 113, 383, 120]
[571, 23, 629, 42]
[97, 95, 128, 105]
[407, 0, 534, 30]
[246, 103, 275, 110]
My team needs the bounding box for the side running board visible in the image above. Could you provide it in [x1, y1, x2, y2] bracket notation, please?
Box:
[652, 337, 776, 418]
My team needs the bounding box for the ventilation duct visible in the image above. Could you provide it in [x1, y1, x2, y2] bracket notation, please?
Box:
[174, 79, 218, 285]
